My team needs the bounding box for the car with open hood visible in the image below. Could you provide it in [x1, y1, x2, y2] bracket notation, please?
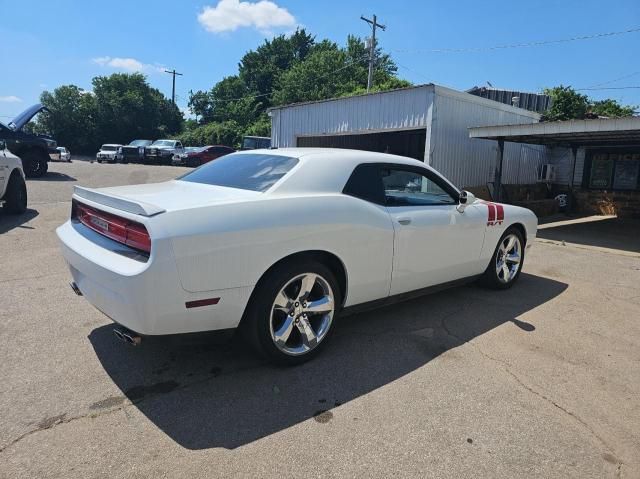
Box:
[0, 103, 57, 177]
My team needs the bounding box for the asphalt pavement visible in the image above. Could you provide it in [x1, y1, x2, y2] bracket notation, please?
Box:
[1, 161, 639, 478]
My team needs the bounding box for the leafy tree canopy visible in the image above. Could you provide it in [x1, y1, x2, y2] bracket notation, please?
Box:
[186, 29, 411, 145]
[542, 85, 636, 121]
[37, 73, 182, 154]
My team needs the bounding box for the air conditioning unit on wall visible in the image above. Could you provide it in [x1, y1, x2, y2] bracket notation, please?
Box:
[538, 164, 556, 182]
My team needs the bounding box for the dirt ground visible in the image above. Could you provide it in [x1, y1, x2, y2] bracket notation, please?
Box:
[1, 160, 639, 478]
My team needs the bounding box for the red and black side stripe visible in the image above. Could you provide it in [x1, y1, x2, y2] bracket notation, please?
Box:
[482, 201, 505, 226]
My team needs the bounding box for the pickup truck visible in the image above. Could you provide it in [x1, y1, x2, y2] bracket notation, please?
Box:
[0, 103, 57, 178]
[143, 139, 185, 165]
[0, 139, 27, 214]
[117, 139, 153, 163]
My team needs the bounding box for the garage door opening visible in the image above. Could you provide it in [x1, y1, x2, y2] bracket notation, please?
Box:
[296, 129, 426, 161]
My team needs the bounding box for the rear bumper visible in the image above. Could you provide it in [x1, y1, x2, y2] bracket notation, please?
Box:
[56, 220, 251, 335]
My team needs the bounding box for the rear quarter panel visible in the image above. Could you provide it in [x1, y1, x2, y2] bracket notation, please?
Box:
[165, 194, 395, 307]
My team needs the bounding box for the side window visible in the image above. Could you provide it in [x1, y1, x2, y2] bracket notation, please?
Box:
[381, 168, 456, 206]
[343, 163, 385, 205]
[176, 142, 183, 149]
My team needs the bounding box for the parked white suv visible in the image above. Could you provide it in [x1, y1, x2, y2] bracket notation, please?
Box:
[57, 146, 71, 162]
[96, 144, 122, 163]
[0, 140, 27, 214]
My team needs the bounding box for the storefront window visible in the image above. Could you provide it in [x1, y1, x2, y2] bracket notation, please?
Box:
[587, 151, 640, 191]
[613, 154, 640, 190]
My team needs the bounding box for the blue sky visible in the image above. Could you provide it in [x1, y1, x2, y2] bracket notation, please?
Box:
[1, 0, 639, 120]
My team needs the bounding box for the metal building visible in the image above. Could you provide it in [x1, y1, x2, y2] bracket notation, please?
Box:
[269, 84, 547, 188]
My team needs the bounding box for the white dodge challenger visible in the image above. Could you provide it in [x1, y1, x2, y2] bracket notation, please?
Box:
[57, 148, 537, 364]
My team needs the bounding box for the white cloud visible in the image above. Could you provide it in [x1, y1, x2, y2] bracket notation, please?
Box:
[92, 56, 164, 74]
[198, 0, 296, 34]
[0, 95, 22, 103]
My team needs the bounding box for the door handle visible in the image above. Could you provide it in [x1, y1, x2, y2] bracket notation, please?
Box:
[397, 217, 412, 225]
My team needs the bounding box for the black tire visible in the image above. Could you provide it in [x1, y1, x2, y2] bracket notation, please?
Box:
[241, 260, 342, 366]
[3, 172, 27, 215]
[480, 227, 525, 290]
[21, 150, 48, 178]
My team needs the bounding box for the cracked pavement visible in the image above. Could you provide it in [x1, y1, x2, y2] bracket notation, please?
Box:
[1, 161, 639, 478]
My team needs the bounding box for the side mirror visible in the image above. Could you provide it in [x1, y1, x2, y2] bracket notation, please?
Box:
[0, 140, 6, 150]
[457, 190, 476, 213]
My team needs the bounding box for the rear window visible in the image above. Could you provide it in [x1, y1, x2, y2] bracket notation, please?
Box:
[101, 145, 117, 151]
[178, 153, 298, 192]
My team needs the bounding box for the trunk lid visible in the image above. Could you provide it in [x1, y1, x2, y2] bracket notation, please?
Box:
[73, 180, 261, 216]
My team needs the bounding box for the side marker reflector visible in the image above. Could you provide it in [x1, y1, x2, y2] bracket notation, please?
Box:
[185, 297, 220, 309]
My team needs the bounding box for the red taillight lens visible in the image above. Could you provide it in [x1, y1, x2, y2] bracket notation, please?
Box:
[72, 200, 151, 254]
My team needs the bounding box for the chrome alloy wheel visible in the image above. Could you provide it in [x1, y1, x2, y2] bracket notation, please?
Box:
[496, 233, 522, 284]
[269, 273, 335, 356]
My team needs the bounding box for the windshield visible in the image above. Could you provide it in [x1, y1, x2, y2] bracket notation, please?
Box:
[242, 137, 271, 149]
[178, 153, 298, 192]
[152, 140, 175, 147]
[130, 140, 152, 147]
[101, 145, 118, 151]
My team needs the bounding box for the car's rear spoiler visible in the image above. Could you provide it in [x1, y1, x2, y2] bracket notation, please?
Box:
[72, 186, 165, 217]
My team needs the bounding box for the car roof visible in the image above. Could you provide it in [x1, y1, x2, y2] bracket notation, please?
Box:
[101, 144, 122, 147]
[234, 147, 424, 167]
[229, 148, 453, 195]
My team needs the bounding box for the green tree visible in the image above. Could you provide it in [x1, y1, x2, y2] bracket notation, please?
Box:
[92, 73, 182, 144]
[37, 73, 183, 153]
[589, 99, 636, 118]
[37, 85, 97, 153]
[542, 85, 589, 121]
[186, 30, 410, 145]
[542, 85, 636, 121]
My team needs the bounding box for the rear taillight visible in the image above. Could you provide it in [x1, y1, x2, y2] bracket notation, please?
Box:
[72, 199, 151, 254]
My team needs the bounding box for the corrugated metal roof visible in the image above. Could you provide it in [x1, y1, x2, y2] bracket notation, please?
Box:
[267, 84, 435, 112]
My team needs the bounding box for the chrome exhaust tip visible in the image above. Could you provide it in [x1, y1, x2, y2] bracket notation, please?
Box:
[113, 327, 142, 346]
[70, 282, 83, 296]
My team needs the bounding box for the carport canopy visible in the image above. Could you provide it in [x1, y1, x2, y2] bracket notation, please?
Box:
[469, 117, 640, 147]
[468, 117, 640, 201]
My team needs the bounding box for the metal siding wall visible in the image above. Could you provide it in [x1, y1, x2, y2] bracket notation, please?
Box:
[429, 89, 549, 188]
[549, 147, 587, 186]
[270, 86, 433, 147]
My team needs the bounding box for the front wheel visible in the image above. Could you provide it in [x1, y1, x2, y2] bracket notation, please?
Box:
[3, 172, 27, 214]
[480, 227, 525, 289]
[242, 261, 341, 366]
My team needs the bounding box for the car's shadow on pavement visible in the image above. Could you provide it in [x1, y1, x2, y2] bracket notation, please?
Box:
[0, 208, 39, 234]
[89, 272, 567, 450]
[28, 171, 77, 182]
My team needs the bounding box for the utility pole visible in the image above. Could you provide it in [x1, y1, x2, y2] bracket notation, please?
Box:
[164, 69, 183, 104]
[360, 14, 386, 91]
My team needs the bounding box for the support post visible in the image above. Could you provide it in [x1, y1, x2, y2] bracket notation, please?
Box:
[494, 138, 505, 202]
[567, 145, 578, 214]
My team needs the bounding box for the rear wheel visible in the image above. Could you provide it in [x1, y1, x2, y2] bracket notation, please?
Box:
[480, 227, 525, 289]
[242, 261, 341, 366]
[3, 172, 27, 214]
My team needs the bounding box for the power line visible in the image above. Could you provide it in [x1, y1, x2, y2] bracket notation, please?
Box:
[393, 26, 640, 54]
[584, 71, 640, 89]
[576, 86, 640, 91]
